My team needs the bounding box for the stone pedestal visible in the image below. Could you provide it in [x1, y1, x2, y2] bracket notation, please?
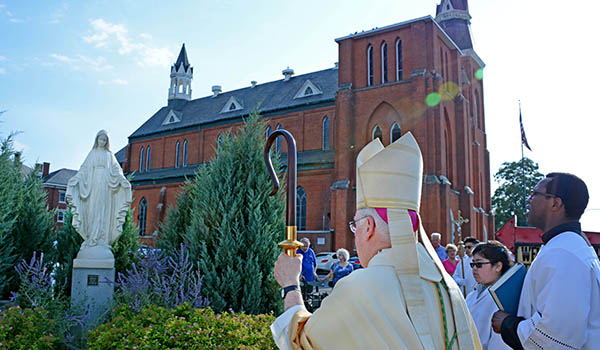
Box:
[71, 257, 115, 327]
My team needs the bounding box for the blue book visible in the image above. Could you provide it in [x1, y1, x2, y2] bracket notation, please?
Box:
[488, 263, 527, 316]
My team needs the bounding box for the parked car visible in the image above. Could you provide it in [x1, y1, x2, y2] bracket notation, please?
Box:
[316, 252, 339, 275]
[349, 256, 362, 270]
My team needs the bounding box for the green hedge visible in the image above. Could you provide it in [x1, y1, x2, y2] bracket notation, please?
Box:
[87, 303, 277, 349]
[0, 306, 60, 349]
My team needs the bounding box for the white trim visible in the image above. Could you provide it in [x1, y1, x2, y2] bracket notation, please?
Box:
[293, 80, 323, 99]
[57, 209, 65, 223]
[58, 190, 66, 204]
[162, 110, 181, 125]
[390, 123, 401, 143]
[371, 125, 382, 140]
[220, 96, 243, 113]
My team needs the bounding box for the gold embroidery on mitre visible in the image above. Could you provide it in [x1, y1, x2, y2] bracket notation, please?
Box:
[356, 132, 423, 211]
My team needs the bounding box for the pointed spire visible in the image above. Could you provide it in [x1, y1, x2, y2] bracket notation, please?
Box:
[435, 0, 473, 50]
[174, 43, 190, 72]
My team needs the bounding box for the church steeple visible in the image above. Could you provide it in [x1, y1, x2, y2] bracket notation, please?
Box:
[168, 44, 193, 101]
[435, 0, 473, 50]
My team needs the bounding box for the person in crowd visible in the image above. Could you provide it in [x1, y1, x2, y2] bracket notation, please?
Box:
[442, 243, 460, 275]
[466, 240, 512, 350]
[453, 237, 479, 296]
[319, 248, 353, 288]
[271, 133, 480, 349]
[492, 172, 600, 349]
[431, 232, 448, 260]
[296, 237, 318, 294]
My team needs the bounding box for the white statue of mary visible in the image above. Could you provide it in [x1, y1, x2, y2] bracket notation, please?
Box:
[67, 130, 132, 262]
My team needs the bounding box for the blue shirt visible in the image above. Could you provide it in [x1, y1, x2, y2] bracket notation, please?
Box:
[297, 248, 317, 282]
[435, 245, 448, 261]
[331, 262, 354, 287]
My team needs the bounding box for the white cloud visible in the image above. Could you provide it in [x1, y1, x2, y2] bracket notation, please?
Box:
[12, 140, 30, 153]
[78, 55, 113, 71]
[48, 3, 68, 24]
[83, 18, 173, 68]
[9, 18, 23, 23]
[98, 79, 128, 86]
[0, 67, 5, 74]
[0, 55, 5, 61]
[50, 53, 75, 63]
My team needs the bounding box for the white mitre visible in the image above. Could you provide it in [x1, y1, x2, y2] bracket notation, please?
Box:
[356, 132, 422, 212]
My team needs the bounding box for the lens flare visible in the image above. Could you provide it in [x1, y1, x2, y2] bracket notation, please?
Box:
[475, 68, 483, 80]
[440, 81, 459, 101]
[425, 92, 441, 107]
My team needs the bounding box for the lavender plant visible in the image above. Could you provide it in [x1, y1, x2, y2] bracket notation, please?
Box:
[10, 252, 53, 308]
[112, 244, 209, 312]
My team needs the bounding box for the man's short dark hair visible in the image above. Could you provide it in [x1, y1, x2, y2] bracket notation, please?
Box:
[464, 237, 479, 245]
[545, 172, 589, 219]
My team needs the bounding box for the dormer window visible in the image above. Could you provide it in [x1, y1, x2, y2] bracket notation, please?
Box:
[293, 80, 323, 99]
[162, 110, 181, 126]
[220, 96, 243, 113]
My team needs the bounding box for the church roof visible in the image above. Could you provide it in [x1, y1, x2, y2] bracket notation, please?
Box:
[43, 168, 77, 187]
[115, 146, 126, 164]
[130, 67, 338, 139]
[436, 0, 468, 15]
[174, 44, 191, 72]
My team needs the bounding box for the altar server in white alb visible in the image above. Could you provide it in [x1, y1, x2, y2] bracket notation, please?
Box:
[271, 132, 481, 349]
[492, 172, 600, 350]
[453, 236, 479, 296]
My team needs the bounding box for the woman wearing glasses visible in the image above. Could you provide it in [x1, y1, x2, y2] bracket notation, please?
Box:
[465, 241, 513, 350]
[319, 248, 353, 288]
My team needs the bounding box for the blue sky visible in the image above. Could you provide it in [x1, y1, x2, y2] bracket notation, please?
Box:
[1, 0, 599, 231]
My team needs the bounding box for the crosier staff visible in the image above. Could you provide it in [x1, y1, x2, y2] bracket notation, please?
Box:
[453, 210, 469, 296]
[264, 129, 303, 256]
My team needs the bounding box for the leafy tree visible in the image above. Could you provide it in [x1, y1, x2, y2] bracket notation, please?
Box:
[55, 207, 139, 296]
[0, 136, 19, 295]
[159, 111, 286, 314]
[55, 209, 84, 296]
[492, 157, 544, 229]
[0, 134, 56, 297]
[112, 208, 140, 276]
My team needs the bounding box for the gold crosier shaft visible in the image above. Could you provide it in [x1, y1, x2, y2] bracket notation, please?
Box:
[264, 129, 303, 256]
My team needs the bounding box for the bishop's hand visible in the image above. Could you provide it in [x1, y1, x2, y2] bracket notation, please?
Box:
[274, 252, 302, 288]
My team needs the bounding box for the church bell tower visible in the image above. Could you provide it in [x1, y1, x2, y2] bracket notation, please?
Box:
[168, 44, 193, 101]
[435, 0, 473, 50]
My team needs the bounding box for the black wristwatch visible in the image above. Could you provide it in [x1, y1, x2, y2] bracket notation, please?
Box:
[281, 285, 299, 299]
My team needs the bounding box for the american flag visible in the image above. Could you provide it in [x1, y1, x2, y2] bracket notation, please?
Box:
[520, 110, 532, 151]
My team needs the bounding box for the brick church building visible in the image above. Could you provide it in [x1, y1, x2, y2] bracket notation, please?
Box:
[117, 0, 494, 251]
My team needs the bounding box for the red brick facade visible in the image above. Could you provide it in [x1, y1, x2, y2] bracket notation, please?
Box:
[124, 14, 493, 252]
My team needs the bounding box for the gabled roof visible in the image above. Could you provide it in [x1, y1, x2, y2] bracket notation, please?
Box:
[130, 67, 338, 139]
[43, 168, 77, 187]
[115, 146, 126, 164]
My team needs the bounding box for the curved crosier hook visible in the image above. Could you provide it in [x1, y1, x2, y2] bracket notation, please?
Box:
[264, 129, 302, 256]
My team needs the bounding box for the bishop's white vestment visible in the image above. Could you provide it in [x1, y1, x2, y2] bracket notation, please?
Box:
[514, 231, 600, 349]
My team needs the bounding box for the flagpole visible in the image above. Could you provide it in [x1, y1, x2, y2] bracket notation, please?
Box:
[519, 101, 527, 225]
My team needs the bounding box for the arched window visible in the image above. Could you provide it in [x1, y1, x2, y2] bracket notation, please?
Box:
[138, 197, 147, 236]
[276, 124, 282, 153]
[266, 125, 272, 140]
[183, 140, 188, 167]
[396, 39, 403, 80]
[322, 116, 330, 150]
[367, 45, 374, 86]
[372, 125, 382, 142]
[139, 147, 144, 172]
[473, 92, 478, 128]
[146, 147, 151, 171]
[381, 42, 388, 83]
[296, 187, 306, 230]
[390, 123, 401, 143]
[217, 134, 223, 153]
[175, 141, 180, 168]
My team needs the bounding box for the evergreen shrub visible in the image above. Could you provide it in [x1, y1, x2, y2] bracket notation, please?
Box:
[87, 303, 277, 350]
